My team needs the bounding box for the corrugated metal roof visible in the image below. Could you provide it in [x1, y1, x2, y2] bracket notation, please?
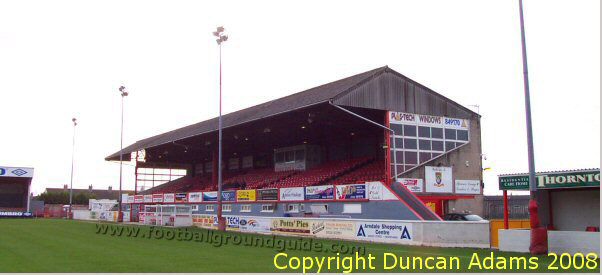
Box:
[106, 66, 479, 160]
[333, 70, 477, 118]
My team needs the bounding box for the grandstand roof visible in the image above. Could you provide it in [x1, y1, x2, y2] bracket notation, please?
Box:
[106, 66, 478, 161]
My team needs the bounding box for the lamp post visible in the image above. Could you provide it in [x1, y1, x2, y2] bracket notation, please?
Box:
[517, 0, 545, 254]
[213, 26, 228, 231]
[69, 117, 77, 219]
[118, 86, 128, 222]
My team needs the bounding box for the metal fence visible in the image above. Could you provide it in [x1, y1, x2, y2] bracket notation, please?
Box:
[483, 195, 530, 220]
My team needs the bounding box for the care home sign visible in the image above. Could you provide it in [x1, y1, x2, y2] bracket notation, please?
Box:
[499, 169, 600, 190]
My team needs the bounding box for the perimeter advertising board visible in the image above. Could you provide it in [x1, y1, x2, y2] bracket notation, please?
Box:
[138, 213, 146, 223]
[367, 182, 383, 200]
[279, 187, 304, 201]
[127, 195, 134, 203]
[225, 216, 240, 229]
[134, 195, 144, 203]
[271, 218, 311, 234]
[425, 166, 453, 193]
[398, 178, 423, 193]
[203, 192, 218, 202]
[192, 214, 216, 228]
[152, 194, 163, 203]
[174, 193, 188, 203]
[98, 211, 119, 222]
[355, 221, 413, 243]
[236, 190, 256, 201]
[305, 185, 334, 200]
[143, 195, 152, 203]
[188, 192, 202, 203]
[221, 191, 236, 202]
[163, 193, 175, 203]
[310, 220, 356, 238]
[0, 211, 32, 217]
[335, 184, 366, 200]
[257, 189, 278, 201]
[239, 217, 271, 233]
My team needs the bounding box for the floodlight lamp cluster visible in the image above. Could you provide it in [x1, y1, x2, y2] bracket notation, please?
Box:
[119, 86, 128, 97]
[213, 26, 228, 45]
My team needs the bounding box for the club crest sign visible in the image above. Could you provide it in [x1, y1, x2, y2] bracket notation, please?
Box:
[425, 166, 453, 193]
[435, 172, 443, 187]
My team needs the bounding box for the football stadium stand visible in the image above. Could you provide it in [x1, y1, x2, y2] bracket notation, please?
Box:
[107, 66, 484, 221]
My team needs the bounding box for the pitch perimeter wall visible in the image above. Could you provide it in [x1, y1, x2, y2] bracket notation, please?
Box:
[190, 214, 490, 248]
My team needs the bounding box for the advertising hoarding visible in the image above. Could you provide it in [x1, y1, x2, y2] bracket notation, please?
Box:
[257, 189, 278, 201]
[335, 184, 366, 200]
[236, 190, 256, 201]
[163, 193, 175, 203]
[221, 191, 236, 202]
[143, 194, 152, 203]
[152, 194, 163, 203]
[455, 180, 481, 194]
[98, 211, 119, 222]
[367, 182, 383, 200]
[355, 221, 413, 243]
[389, 112, 418, 124]
[417, 114, 444, 127]
[310, 220, 356, 238]
[239, 217, 271, 233]
[305, 185, 334, 200]
[188, 192, 202, 203]
[444, 117, 470, 129]
[398, 178, 423, 193]
[174, 193, 188, 203]
[225, 216, 240, 229]
[279, 187, 305, 201]
[271, 218, 311, 234]
[134, 195, 144, 203]
[192, 214, 216, 228]
[203, 192, 217, 202]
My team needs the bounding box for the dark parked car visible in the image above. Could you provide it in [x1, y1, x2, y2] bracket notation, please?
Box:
[443, 213, 485, 221]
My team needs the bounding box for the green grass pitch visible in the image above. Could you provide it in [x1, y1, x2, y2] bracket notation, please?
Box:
[0, 219, 598, 273]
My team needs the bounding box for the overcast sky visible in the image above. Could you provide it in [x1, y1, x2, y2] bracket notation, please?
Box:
[0, 0, 599, 196]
